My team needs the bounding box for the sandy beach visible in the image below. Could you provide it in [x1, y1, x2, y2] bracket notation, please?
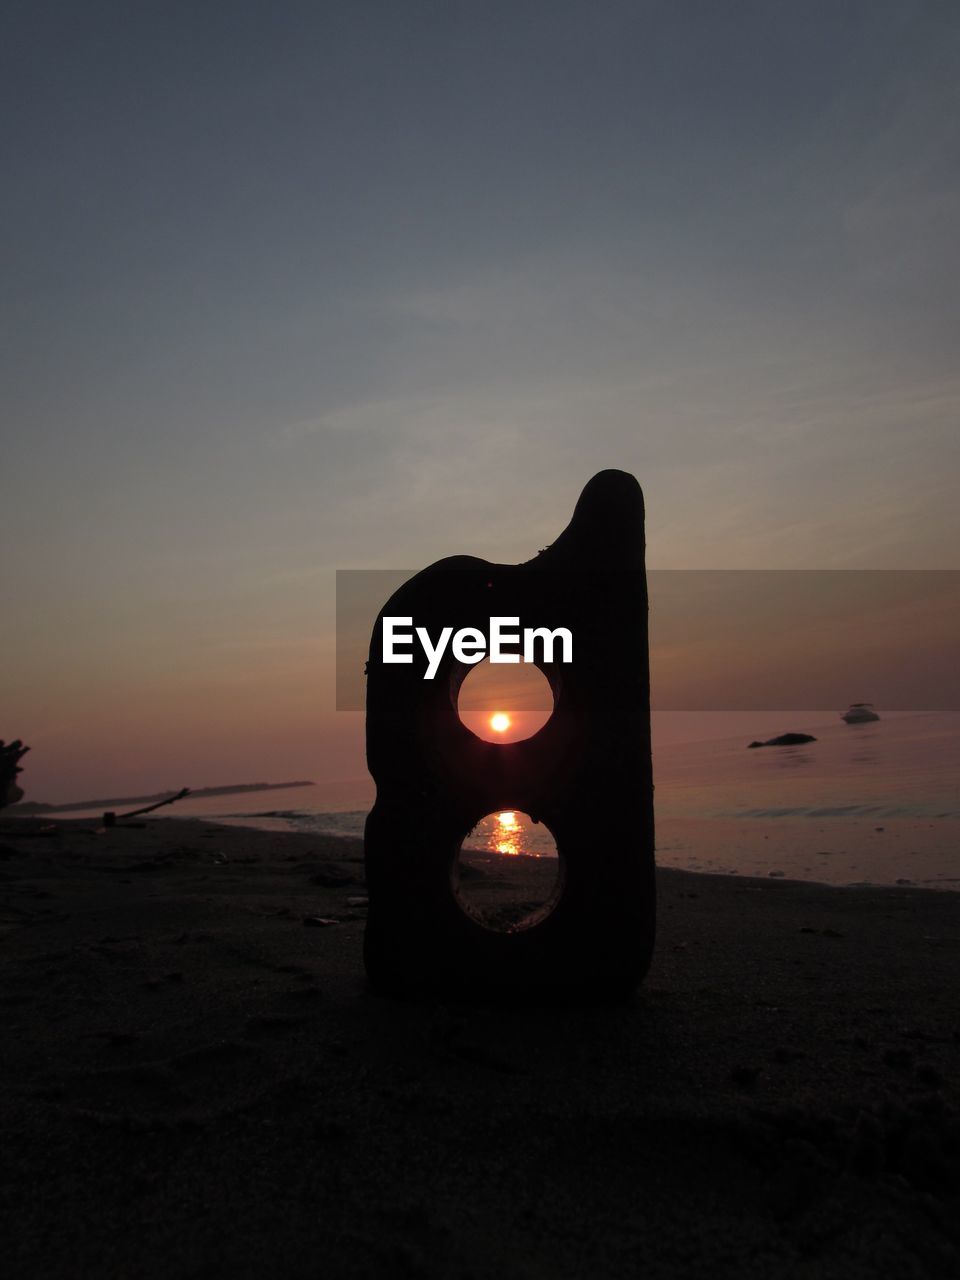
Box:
[1, 815, 957, 1278]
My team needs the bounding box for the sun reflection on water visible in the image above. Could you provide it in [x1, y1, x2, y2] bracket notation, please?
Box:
[494, 809, 521, 856]
[463, 810, 558, 859]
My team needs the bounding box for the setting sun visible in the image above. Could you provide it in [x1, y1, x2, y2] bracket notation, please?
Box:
[489, 712, 511, 733]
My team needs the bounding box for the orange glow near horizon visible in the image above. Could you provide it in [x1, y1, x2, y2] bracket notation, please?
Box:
[456, 660, 554, 743]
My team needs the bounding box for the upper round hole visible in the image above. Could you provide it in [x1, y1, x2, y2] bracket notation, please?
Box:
[456, 658, 555, 743]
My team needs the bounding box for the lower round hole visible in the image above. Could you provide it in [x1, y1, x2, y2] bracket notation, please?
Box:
[452, 810, 562, 933]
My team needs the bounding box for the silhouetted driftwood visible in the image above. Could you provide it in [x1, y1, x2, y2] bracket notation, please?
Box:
[103, 787, 191, 827]
[0, 739, 30, 810]
[364, 469, 654, 1002]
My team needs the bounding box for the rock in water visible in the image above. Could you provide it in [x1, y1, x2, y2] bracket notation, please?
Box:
[747, 733, 817, 749]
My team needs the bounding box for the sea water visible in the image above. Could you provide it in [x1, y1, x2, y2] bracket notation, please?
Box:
[53, 711, 959, 887]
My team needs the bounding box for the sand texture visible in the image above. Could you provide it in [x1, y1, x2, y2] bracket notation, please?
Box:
[0, 817, 957, 1278]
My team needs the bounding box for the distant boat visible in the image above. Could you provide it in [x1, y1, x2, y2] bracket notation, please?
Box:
[841, 702, 880, 724]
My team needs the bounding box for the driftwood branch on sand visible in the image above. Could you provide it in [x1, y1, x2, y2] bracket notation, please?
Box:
[103, 787, 192, 827]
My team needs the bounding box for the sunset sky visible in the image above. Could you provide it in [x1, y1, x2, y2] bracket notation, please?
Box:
[3, 2, 959, 801]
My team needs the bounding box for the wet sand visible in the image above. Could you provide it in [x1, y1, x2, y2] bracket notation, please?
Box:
[655, 815, 960, 889]
[1, 816, 957, 1278]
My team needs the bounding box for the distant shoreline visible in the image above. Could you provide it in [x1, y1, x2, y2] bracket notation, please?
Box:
[9, 779, 315, 815]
